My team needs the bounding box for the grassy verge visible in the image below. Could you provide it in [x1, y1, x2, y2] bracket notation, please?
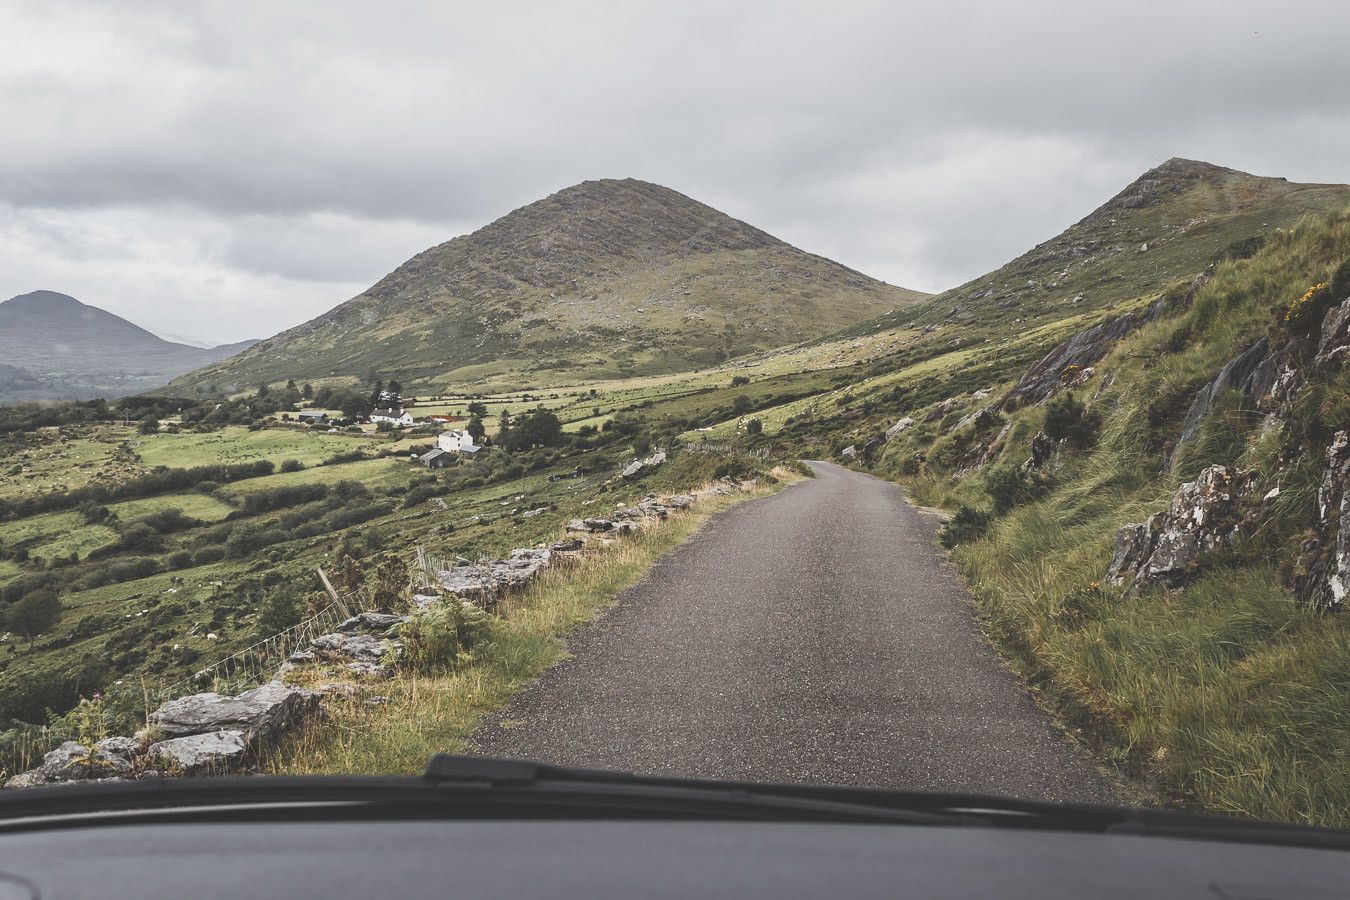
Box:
[266, 482, 780, 775]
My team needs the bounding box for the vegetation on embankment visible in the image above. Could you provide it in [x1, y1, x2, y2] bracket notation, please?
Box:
[266, 479, 787, 775]
[871, 211, 1350, 826]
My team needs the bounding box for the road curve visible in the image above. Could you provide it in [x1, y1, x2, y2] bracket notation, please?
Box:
[472, 461, 1117, 803]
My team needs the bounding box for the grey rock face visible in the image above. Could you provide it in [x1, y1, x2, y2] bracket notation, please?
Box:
[3, 740, 132, 788]
[1171, 338, 1270, 462]
[1295, 430, 1350, 611]
[1022, 431, 1058, 471]
[336, 612, 405, 634]
[148, 730, 249, 775]
[923, 397, 962, 423]
[550, 538, 585, 552]
[310, 632, 398, 666]
[95, 736, 139, 759]
[1106, 465, 1250, 592]
[433, 548, 553, 603]
[622, 450, 667, 478]
[840, 445, 858, 459]
[949, 406, 999, 434]
[1005, 308, 1151, 407]
[149, 680, 318, 743]
[1314, 297, 1350, 368]
[666, 494, 695, 509]
[885, 416, 914, 440]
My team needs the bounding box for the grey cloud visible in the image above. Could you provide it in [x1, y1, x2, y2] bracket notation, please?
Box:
[2, 0, 1349, 340]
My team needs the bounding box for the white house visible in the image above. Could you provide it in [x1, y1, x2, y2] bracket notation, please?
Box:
[370, 407, 415, 427]
[438, 428, 481, 457]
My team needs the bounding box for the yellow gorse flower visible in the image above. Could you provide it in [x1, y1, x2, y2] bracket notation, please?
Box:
[1284, 281, 1328, 322]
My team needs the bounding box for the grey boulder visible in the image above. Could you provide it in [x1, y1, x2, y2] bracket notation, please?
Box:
[149, 730, 249, 776]
[149, 680, 319, 743]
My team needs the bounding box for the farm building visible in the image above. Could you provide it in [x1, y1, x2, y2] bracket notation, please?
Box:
[417, 447, 454, 469]
[370, 408, 415, 427]
[297, 411, 329, 425]
[438, 429, 481, 458]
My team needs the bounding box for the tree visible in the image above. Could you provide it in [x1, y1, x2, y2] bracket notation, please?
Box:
[466, 401, 488, 417]
[746, 418, 763, 435]
[502, 409, 564, 451]
[732, 395, 753, 415]
[466, 415, 486, 442]
[256, 383, 270, 398]
[7, 590, 61, 648]
[138, 415, 160, 434]
[495, 409, 513, 446]
[387, 380, 402, 396]
[340, 392, 373, 419]
[301, 383, 313, 400]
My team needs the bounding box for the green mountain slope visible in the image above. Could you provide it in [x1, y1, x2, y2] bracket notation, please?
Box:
[168, 178, 928, 396]
[697, 159, 1350, 826]
[0, 291, 258, 402]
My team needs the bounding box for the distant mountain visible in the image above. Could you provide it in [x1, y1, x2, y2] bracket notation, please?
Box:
[0, 291, 259, 402]
[167, 178, 929, 396]
[853, 158, 1350, 337]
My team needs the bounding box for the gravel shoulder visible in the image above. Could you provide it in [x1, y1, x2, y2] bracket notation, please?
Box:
[472, 461, 1118, 804]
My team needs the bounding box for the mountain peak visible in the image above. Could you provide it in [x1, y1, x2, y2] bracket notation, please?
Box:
[168, 179, 930, 394]
[3, 289, 86, 310]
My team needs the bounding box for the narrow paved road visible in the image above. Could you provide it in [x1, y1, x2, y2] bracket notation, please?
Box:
[472, 461, 1117, 803]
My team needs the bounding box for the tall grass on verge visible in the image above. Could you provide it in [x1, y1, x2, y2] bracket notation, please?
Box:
[265, 486, 771, 776]
[933, 212, 1350, 827]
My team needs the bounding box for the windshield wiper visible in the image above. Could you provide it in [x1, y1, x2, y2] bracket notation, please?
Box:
[421, 755, 1350, 849]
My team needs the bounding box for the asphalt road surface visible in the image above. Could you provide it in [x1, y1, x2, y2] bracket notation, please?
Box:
[472, 461, 1118, 803]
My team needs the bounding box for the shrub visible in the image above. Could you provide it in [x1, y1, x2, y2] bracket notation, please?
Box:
[984, 466, 1048, 515]
[279, 459, 305, 473]
[6, 590, 62, 647]
[397, 600, 490, 671]
[730, 375, 750, 386]
[1043, 393, 1101, 449]
[256, 588, 304, 637]
[136, 507, 203, 533]
[745, 418, 763, 435]
[193, 546, 226, 565]
[939, 505, 992, 549]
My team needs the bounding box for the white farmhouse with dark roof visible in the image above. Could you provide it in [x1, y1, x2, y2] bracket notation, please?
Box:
[438, 428, 481, 457]
[370, 408, 415, 427]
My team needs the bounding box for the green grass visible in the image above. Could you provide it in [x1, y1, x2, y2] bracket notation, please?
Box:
[867, 210, 1350, 827]
[265, 484, 774, 774]
[133, 426, 386, 469]
[109, 491, 237, 522]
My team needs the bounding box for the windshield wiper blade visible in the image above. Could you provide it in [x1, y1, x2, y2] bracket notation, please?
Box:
[422, 754, 979, 826]
[422, 755, 1350, 849]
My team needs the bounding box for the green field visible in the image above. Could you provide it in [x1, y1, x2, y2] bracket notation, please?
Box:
[134, 426, 386, 469]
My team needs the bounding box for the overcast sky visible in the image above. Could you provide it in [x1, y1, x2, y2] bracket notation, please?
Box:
[2, 0, 1348, 344]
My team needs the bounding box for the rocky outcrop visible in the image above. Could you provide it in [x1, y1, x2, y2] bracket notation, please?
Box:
[149, 681, 319, 743]
[3, 740, 132, 788]
[1022, 431, 1057, 471]
[148, 730, 249, 776]
[1106, 465, 1251, 593]
[433, 549, 553, 605]
[885, 416, 914, 440]
[1005, 303, 1161, 407]
[1314, 297, 1350, 368]
[1294, 431, 1349, 611]
[948, 406, 999, 434]
[622, 450, 667, 478]
[307, 632, 401, 676]
[1170, 338, 1270, 462]
[923, 397, 962, 423]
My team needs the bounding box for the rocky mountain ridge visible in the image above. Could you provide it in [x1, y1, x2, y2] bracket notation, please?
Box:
[166, 178, 928, 395]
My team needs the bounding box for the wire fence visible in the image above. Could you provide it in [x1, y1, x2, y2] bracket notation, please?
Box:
[681, 442, 772, 459]
[413, 546, 501, 611]
[155, 571, 359, 703]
